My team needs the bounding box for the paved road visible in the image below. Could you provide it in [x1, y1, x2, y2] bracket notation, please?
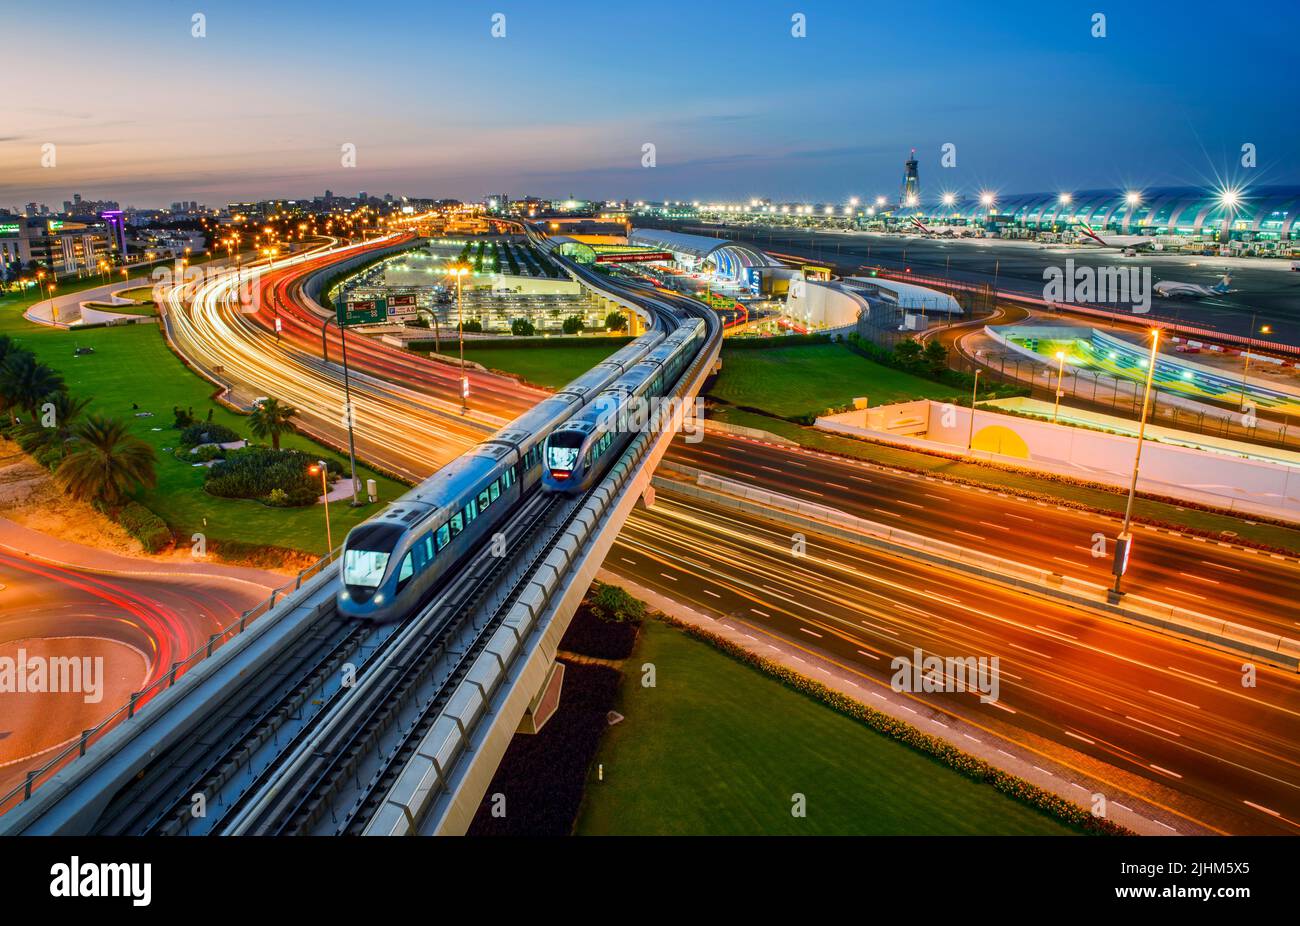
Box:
[0, 536, 279, 802]
[606, 489, 1300, 836]
[667, 430, 1300, 640]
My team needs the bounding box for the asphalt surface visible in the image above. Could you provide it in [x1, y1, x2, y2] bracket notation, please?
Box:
[607, 489, 1300, 836]
[666, 430, 1300, 640]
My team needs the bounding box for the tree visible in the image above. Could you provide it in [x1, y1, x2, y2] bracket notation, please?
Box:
[0, 350, 64, 424]
[56, 414, 158, 507]
[605, 310, 628, 332]
[13, 391, 90, 454]
[510, 317, 536, 337]
[922, 339, 949, 376]
[562, 315, 585, 335]
[587, 582, 646, 624]
[249, 397, 298, 451]
[893, 337, 923, 371]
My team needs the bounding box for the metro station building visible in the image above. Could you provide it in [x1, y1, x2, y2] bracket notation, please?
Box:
[626, 228, 780, 282]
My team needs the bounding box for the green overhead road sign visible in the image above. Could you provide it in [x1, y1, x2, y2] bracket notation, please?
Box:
[338, 297, 387, 326]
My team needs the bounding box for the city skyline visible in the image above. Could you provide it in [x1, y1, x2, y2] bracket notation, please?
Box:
[2, 0, 1297, 208]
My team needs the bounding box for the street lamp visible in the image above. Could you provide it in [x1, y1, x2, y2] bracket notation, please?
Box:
[1238, 315, 1271, 411]
[309, 461, 332, 552]
[1112, 329, 1161, 598]
[966, 368, 981, 452]
[445, 263, 471, 413]
[1052, 350, 1067, 422]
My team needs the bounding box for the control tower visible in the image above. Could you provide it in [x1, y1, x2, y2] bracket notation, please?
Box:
[901, 149, 920, 207]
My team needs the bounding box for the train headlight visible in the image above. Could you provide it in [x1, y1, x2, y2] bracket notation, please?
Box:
[340, 590, 350, 601]
[374, 594, 385, 605]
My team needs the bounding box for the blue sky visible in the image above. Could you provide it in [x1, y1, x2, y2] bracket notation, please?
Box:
[2, 0, 1295, 207]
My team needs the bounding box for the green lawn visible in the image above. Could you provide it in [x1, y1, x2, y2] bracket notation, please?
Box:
[575, 620, 1077, 836]
[712, 342, 962, 419]
[0, 299, 406, 557]
[429, 340, 625, 390]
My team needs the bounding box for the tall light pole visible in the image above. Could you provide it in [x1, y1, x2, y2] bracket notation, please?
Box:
[446, 263, 470, 414]
[1112, 328, 1161, 598]
[311, 461, 333, 552]
[1052, 350, 1067, 422]
[966, 368, 981, 452]
[1237, 315, 1271, 411]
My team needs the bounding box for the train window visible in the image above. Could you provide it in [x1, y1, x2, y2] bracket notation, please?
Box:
[490, 480, 501, 502]
[395, 554, 414, 592]
[424, 534, 434, 561]
[478, 486, 492, 510]
[412, 536, 429, 572]
[465, 499, 478, 523]
[436, 524, 451, 550]
[341, 523, 403, 588]
[502, 467, 514, 489]
[449, 513, 464, 538]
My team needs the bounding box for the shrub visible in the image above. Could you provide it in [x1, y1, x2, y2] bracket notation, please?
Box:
[117, 501, 172, 553]
[34, 446, 63, 471]
[510, 317, 536, 337]
[179, 421, 240, 447]
[204, 446, 333, 505]
[587, 582, 646, 623]
[460, 319, 483, 334]
[562, 315, 585, 335]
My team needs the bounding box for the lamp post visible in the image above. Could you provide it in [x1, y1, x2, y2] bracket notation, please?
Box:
[966, 368, 981, 452]
[446, 263, 471, 414]
[1052, 350, 1067, 422]
[1238, 315, 1272, 411]
[310, 461, 332, 553]
[1112, 328, 1161, 598]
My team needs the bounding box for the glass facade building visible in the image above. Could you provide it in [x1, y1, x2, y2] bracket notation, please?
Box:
[931, 186, 1300, 241]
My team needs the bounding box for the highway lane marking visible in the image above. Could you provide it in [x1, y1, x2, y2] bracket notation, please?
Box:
[1009, 642, 1051, 659]
[760, 465, 783, 473]
[802, 489, 825, 497]
[1166, 666, 1219, 685]
[1113, 802, 1133, 812]
[702, 589, 722, 599]
[1149, 764, 1183, 780]
[1125, 715, 1181, 737]
[659, 572, 678, 581]
[826, 482, 852, 490]
[953, 529, 985, 541]
[750, 608, 770, 617]
[1003, 513, 1034, 522]
[1244, 801, 1281, 817]
[1064, 730, 1096, 745]
[620, 557, 637, 566]
[997, 749, 1017, 759]
[923, 493, 946, 501]
[1148, 689, 1200, 710]
[1032, 766, 1053, 777]
[872, 508, 902, 518]
[963, 734, 981, 743]
[799, 626, 823, 638]
[1201, 560, 1241, 572]
[932, 720, 948, 729]
[978, 521, 1012, 531]
[856, 649, 879, 660]
[858, 619, 899, 636]
[1052, 556, 1090, 569]
[894, 500, 925, 509]
[988, 701, 1017, 714]
[1178, 571, 1220, 584]
[1036, 625, 1077, 641]
[1164, 585, 1207, 600]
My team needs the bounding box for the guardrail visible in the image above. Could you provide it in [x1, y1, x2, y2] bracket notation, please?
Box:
[0, 550, 338, 815]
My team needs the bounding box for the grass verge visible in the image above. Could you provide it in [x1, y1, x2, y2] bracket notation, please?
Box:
[575, 618, 1106, 836]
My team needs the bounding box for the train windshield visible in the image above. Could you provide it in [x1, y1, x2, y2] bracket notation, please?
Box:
[342, 523, 404, 588]
[546, 432, 584, 475]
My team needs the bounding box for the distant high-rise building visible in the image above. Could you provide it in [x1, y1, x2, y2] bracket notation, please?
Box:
[901, 149, 920, 207]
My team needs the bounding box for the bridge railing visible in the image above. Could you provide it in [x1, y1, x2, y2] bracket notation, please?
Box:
[0, 550, 338, 816]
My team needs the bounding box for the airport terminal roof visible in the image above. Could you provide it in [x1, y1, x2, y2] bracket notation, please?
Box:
[628, 228, 779, 264]
[937, 186, 1300, 237]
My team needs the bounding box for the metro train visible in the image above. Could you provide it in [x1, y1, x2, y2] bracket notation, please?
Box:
[542, 318, 705, 494]
[337, 334, 665, 621]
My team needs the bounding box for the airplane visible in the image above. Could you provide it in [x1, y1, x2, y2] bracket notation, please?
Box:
[909, 217, 977, 238]
[1074, 220, 1162, 254]
[1153, 272, 1233, 299]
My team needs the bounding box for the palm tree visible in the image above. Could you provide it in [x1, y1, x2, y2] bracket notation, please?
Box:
[56, 414, 157, 507]
[13, 391, 90, 454]
[248, 397, 297, 451]
[0, 351, 64, 424]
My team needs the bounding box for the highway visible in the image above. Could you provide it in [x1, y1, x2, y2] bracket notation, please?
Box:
[607, 488, 1300, 836]
[667, 431, 1300, 640]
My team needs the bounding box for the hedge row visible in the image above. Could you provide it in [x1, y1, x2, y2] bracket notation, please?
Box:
[654, 614, 1134, 836]
[117, 502, 172, 553]
[407, 335, 635, 353]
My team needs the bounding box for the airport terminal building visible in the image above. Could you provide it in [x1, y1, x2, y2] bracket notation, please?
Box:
[946, 186, 1300, 242]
